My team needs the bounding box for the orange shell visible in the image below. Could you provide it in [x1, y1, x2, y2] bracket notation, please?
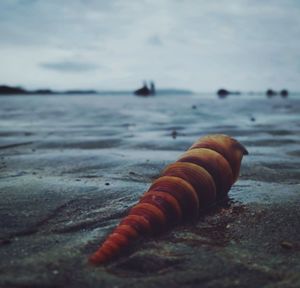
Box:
[148, 175, 199, 220]
[140, 191, 182, 223]
[89, 134, 247, 265]
[161, 162, 216, 208]
[190, 134, 248, 182]
[177, 148, 233, 199]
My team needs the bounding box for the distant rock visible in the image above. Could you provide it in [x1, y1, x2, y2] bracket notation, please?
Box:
[34, 89, 53, 95]
[0, 84, 98, 96]
[134, 85, 152, 97]
[266, 89, 289, 98]
[217, 89, 241, 98]
[217, 89, 229, 97]
[134, 81, 156, 97]
[280, 89, 288, 98]
[0, 85, 27, 95]
[266, 89, 277, 97]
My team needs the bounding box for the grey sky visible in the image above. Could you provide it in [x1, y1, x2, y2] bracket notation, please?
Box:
[0, 0, 299, 91]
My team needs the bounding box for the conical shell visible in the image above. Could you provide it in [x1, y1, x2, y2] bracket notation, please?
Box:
[89, 134, 247, 265]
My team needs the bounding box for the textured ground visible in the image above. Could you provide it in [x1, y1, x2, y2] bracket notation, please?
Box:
[0, 93, 299, 288]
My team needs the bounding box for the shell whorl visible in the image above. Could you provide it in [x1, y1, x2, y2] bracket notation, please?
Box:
[89, 134, 248, 265]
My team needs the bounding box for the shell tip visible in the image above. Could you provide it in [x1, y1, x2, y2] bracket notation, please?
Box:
[89, 253, 106, 266]
[233, 140, 249, 156]
[242, 146, 249, 155]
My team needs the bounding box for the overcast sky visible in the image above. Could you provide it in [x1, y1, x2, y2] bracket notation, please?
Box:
[0, 0, 299, 92]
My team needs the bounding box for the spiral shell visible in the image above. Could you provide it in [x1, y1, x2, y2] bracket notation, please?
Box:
[89, 134, 248, 265]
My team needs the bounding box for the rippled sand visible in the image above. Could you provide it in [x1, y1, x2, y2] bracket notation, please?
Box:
[0, 93, 299, 287]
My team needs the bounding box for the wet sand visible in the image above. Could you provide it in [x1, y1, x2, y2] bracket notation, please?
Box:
[0, 93, 299, 287]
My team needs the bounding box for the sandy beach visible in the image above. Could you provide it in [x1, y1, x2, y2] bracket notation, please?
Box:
[0, 93, 299, 288]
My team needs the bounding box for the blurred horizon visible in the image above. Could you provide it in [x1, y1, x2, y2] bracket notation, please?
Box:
[0, 0, 300, 92]
[2, 84, 300, 95]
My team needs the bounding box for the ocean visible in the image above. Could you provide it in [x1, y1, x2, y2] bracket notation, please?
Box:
[0, 92, 299, 287]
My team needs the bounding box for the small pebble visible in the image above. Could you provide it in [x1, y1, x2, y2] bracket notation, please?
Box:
[0, 238, 11, 245]
[105, 182, 110, 186]
[192, 105, 197, 109]
[171, 130, 178, 139]
[280, 241, 293, 249]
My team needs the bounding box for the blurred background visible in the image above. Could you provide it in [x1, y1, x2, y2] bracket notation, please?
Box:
[0, 0, 299, 93]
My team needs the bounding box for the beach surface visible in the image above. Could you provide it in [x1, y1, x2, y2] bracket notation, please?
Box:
[0, 93, 299, 288]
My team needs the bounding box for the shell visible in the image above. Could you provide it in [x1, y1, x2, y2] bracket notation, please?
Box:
[189, 134, 248, 182]
[89, 134, 248, 265]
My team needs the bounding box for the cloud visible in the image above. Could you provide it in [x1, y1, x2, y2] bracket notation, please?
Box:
[0, 0, 300, 90]
[40, 60, 100, 73]
[148, 35, 163, 46]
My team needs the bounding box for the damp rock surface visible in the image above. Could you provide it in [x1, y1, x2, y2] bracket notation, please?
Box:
[0, 94, 299, 288]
